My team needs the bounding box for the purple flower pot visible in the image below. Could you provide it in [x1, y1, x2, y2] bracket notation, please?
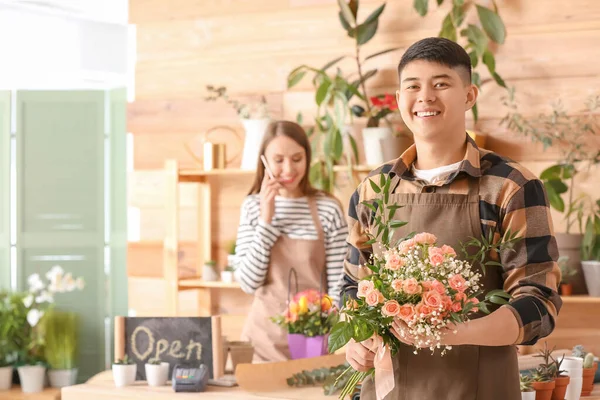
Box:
[287, 334, 307, 359]
[287, 334, 329, 359]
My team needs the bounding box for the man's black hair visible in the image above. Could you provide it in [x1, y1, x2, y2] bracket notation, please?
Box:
[397, 37, 472, 84]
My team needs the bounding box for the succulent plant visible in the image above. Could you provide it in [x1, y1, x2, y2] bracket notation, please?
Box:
[572, 345, 586, 358]
[520, 374, 534, 392]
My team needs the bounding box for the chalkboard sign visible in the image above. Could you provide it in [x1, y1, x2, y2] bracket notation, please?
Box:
[114, 316, 223, 381]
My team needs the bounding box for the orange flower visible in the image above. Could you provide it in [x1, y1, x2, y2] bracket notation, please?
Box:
[321, 295, 333, 312]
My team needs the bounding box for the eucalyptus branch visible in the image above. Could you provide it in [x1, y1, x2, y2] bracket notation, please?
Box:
[460, 228, 521, 274]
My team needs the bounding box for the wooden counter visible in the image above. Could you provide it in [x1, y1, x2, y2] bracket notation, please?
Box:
[0, 387, 60, 400]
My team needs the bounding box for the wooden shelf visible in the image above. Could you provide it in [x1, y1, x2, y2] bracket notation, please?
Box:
[561, 295, 600, 304]
[178, 278, 242, 289]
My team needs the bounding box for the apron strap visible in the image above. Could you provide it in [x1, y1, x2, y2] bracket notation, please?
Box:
[307, 196, 324, 242]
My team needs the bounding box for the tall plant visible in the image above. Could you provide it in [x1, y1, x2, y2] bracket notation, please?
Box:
[43, 310, 79, 370]
[287, 1, 400, 192]
[414, 0, 508, 121]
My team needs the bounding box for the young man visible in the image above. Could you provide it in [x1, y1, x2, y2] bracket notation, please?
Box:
[341, 37, 562, 400]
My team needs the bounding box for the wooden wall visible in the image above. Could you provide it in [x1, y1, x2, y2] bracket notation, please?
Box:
[127, 0, 600, 339]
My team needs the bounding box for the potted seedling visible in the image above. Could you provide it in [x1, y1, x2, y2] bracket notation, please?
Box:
[549, 355, 570, 400]
[202, 260, 219, 282]
[582, 352, 598, 396]
[226, 240, 237, 269]
[44, 310, 79, 388]
[221, 265, 235, 283]
[558, 256, 577, 296]
[520, 374, 535, 400]
[112, 355, 136, 387]
[532, 343, 557, 400]
[145, 358, 169, 387]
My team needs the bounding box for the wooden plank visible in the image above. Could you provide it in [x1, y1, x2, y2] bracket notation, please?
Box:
[128, 277, 202, 317]
[137, 207, 197, 241]
[164, 160, 179, 316]
[128, 170, 199, 207]
[0, 388, 60, 400]
[127, 241, 197, 278]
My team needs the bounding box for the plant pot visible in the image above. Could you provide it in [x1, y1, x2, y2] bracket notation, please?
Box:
[379, 134, 413, 163]
[48, 368, 78, 388]
[362, 126, 393, 166]
[112, 364, 137, 387]
[532, 380, 555, 400]
[581, 362, 598, 396]
[226, 254, 237, 268]
[240, 118, 270, 170]
[202, 264, 219, 282]
[521, 391, 536, 400]
[560, 283, 573, 296]
[287, 333, 306, 360]
[17, 365, 46, 393]
[305, 335, 329, 358]
[551, 375, 570, 400]
[556, 233, 586, 294]
[0, 366, 12, 391]
[228, 341, 254, 372]
[581, 261, 600, 297]
[145, 362, 169, 387]
[220, 271, 234, 283]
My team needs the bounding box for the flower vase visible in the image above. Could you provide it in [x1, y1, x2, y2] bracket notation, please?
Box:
[240, 118, 270, 170]
[287, 333, 306, 360]
[305, 335, 329, 358]
[0, 366, 12, 390]
[362, 126, 393, 166]
[17, 365, 46, 393]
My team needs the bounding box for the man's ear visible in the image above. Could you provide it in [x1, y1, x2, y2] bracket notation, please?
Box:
[396, 89, 401, 107]
[465, 84, 479, 111]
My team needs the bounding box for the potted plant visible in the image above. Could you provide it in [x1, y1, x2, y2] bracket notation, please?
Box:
[271, 289, 338, 359]
[112, 355, 136, 388]
[145, 358, 169, 387]
[558, 256, 578, 296]
[532, 342, 557, 400]
[44, 310, 79, 388]
[502, 92, 600, 294]
[0, 292, 17, 391]
[220, 265, 235, 284]
[519, 374, 535, 400]
[582, 352, 598, 396]
[204, 85, 270, 170]
[202, 260, 219, 282]
[226, 239, 237, 269]
[580, 199, 600, 296]
[549, 355, 570, 400]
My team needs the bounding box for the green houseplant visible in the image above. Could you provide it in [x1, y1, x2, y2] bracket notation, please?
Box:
[519, 374, 535, 400]
[413, 0, 508, 122]
[44, 310, 79, 388]
[557, 256, 577, 296]
[287, 1, 401, 191]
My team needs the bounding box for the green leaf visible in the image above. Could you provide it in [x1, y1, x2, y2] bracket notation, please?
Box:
[389, 220, 408, 229]
[382, 227, 390, 244]
[363, 3, 386, 25]
[488, 295, 509, 305]
[451, 4, 466, 26]
[492, 72, 507, 88]
[361, 201, 377, 212]
[321, 56, 349, 72]
[296, 112, 303, 125]
[437, 0, 445, 5]
[351, 320, 374, 342]
[414, 0, 429, 16]
[328, 321, 354, 353]
[333, 130, 344, 160]
[338, 11, 352, 32]
[364, 238, 377, 246]
[452, 0, 464, 6]
[471, 102, 479, 122]
[485, 289, 511, 299]
[288, 69, 307, 88]
[476, 4, 506, 44]
[472, 71, 481, 88]
[477, 301, 490, 314]
[461, 24, 488, 57]
[439, 13, 457, 42]
[316, 80, 332, 106]
[540, 165, 563, 180]
[356, 19, 379, 45]
[545, 186, 565, 212]
[384, 177, 391, 204]
[364, 47, 402, 62]
[546, 179, 568, 194]
[468, 51, 478, 68]
[369, 178, 381, 194]
[482, 50, 495, 73]
[348, 133, 359, 162]
[338, 0, 357, 27]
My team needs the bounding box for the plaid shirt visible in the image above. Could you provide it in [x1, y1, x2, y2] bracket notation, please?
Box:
[341, 134, 562, 346]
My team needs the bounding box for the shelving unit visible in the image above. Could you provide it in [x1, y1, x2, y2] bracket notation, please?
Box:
[163, 159, 373, 316]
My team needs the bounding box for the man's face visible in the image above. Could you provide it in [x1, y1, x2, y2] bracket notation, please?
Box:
[396, 60, 477, 143]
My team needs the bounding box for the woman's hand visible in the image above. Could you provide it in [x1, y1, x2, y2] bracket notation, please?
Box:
[345, 337, 376, 372]
[260, 174, 282, 224]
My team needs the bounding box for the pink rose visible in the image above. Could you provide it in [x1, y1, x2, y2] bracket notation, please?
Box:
[448, 274, 467, 293]
[414, 232, 437, 245]
[385, 253, 404, 271]
[431, 280, 446, 295]
[415, 302, 432, 316]
[398, 238, 416, 254]
[468, 297, 480, 312]
[429, 252, 445, 267]
[451, 302, 462, 312]
[381, 300, 401, 317]
[398, 304, 416, 322]
[454, 292, 467, 303]
[441, 245, 457, 257]
[357, 280, 375, 298]
[365, 290, 383, 306]
[391, 279, 404, 292]
[402, 278, 422, 295]
[442, 295, 453, 310]
[422, 290, 443, 309]
[421, 280, 433, 291]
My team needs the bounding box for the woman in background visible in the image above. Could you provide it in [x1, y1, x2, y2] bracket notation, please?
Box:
[234, 120, 348, 362]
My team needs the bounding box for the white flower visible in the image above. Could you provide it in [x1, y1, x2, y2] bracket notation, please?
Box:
[23, 294, 34, 308]
[75, 277, 85, 290]
[35, 291, 54, 304]
[46, 265, 65, 282]
[63, 272, 76, 292]
[27, 309, 44, 327]
[27, 274, 45, 292]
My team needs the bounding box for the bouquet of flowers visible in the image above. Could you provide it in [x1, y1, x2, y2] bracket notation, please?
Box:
[271, 289, 339, 359]
[327, 174, 519, 399]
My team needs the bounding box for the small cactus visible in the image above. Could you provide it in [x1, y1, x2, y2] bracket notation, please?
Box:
[584, 353, 595, 369]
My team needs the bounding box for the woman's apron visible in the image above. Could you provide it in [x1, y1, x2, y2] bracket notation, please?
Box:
[360, 177, 521, 400]
[241, 196, 327, 362]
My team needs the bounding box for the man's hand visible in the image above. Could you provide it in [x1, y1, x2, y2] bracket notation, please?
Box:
[390, 317, 461, 348]
[345, 337, 376, 372]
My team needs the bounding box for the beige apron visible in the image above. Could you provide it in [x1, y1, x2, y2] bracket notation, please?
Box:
[241, 196, 327, 362]
[360, 177, 520, 400]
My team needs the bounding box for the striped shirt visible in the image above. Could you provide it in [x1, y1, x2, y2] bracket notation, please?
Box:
[234, 194, 348, 304]
[342, 134, 563, 346]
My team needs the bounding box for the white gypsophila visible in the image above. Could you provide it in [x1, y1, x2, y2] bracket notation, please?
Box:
[35, 290, 54, 304]
[26, 309, 44, 327]
[27, 274, 44, 293]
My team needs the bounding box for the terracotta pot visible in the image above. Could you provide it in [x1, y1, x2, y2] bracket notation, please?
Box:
[532, 380, 555, 400]
[555, 233, 587, 294]
[551, 375, 570, 400]
[559, 283, 573, 296]
[581, 362, 598, 396]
